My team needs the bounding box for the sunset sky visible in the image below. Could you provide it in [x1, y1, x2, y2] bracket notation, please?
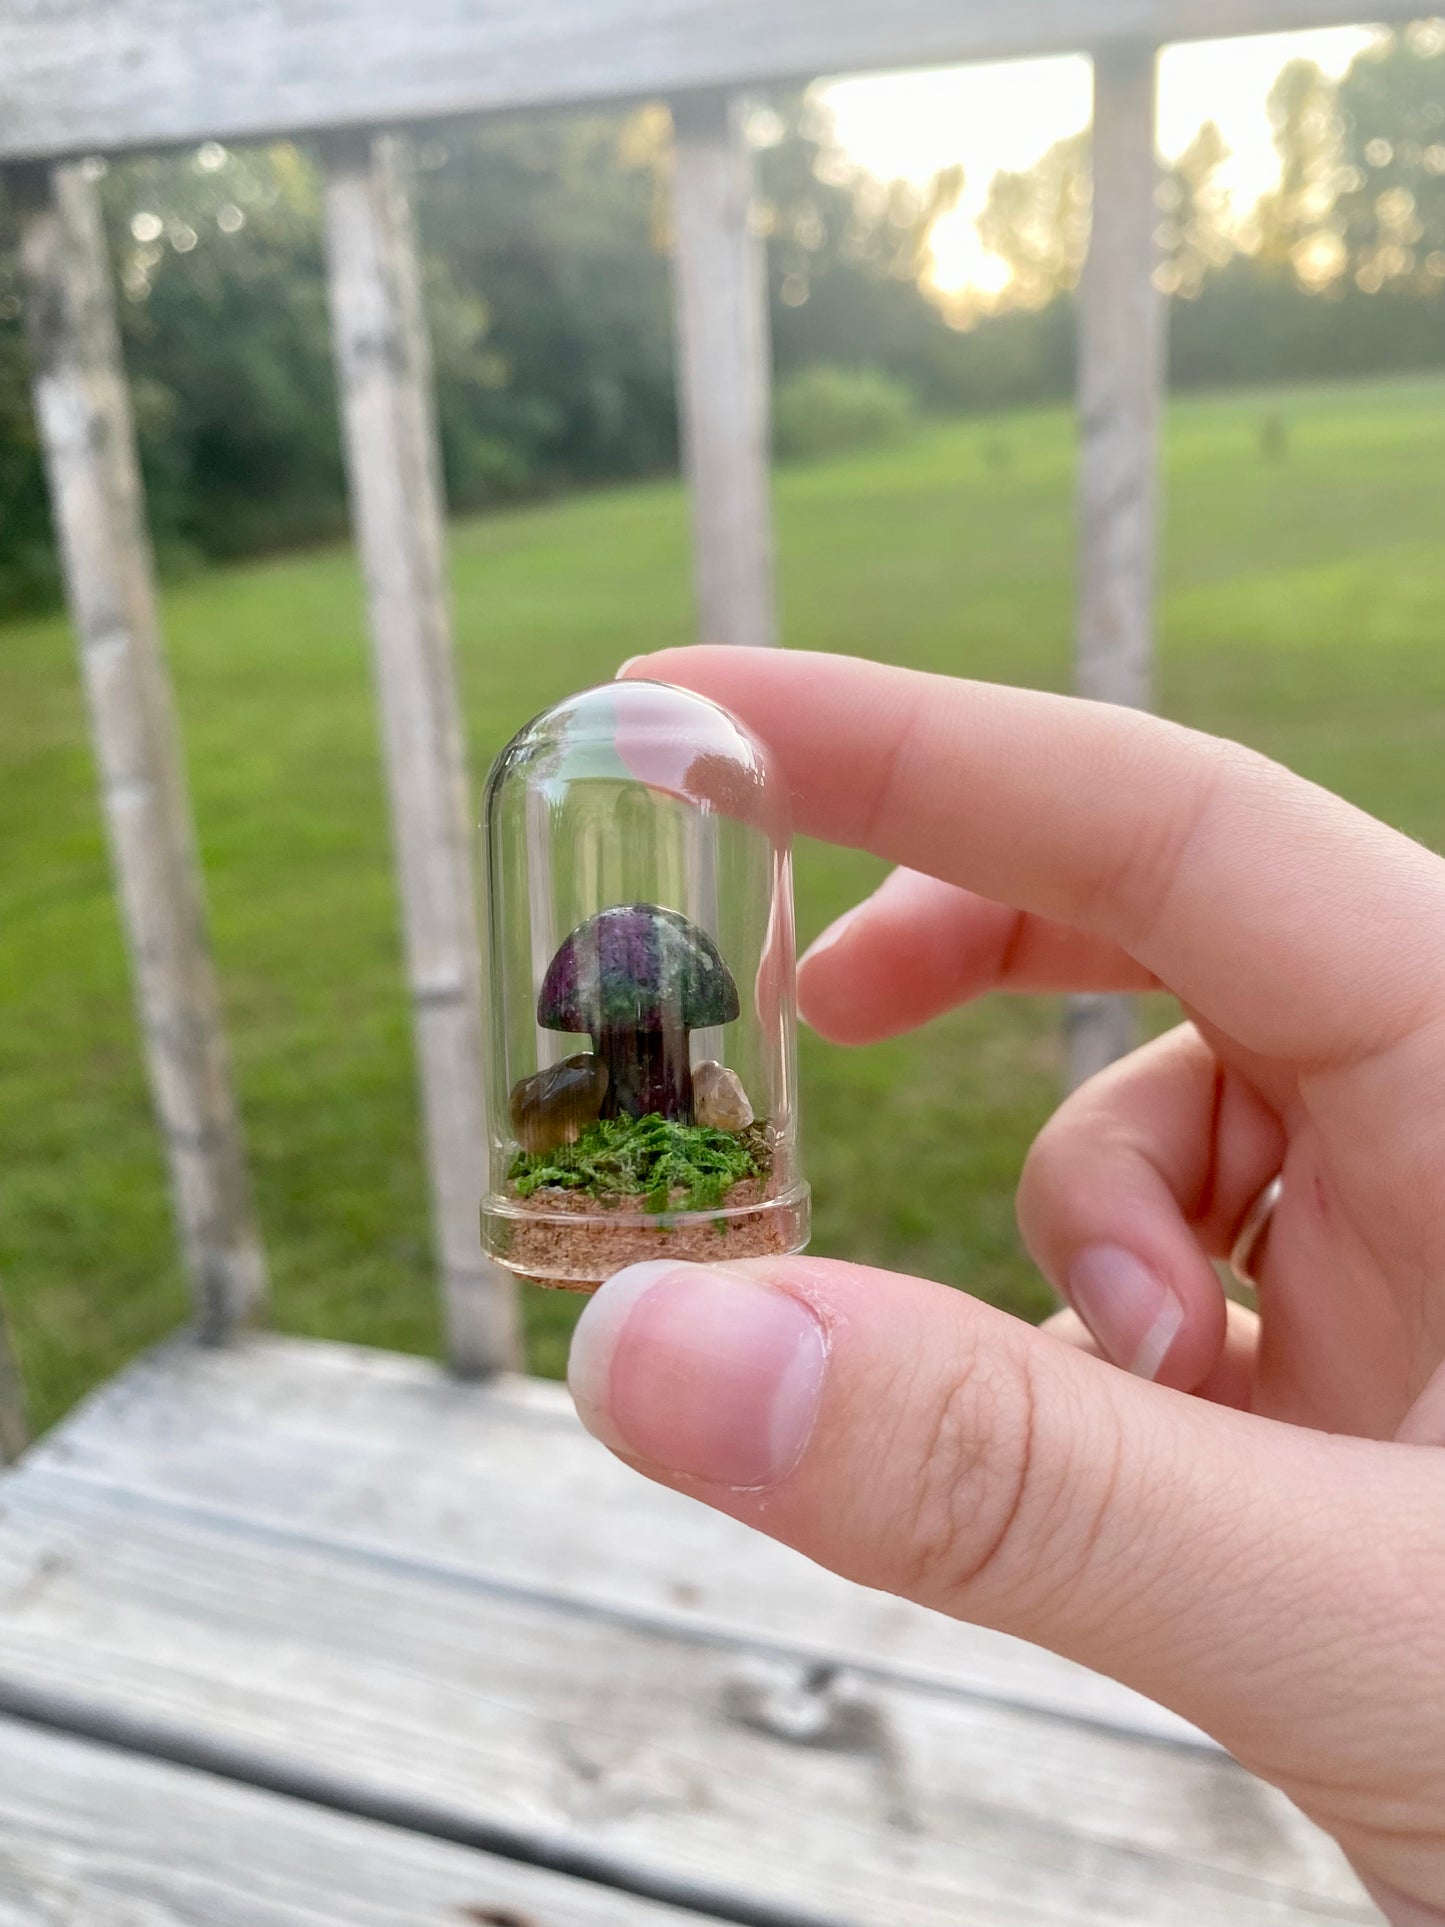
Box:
[818, 26, 1380, 295]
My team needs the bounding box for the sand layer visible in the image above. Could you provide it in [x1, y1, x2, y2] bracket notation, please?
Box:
[494, 1179, 800, 1292]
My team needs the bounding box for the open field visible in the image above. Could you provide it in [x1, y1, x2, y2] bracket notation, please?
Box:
[3, 374, 1445, 1429]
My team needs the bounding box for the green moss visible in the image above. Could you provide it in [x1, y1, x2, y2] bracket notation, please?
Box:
[510, 1113, 764, 1214]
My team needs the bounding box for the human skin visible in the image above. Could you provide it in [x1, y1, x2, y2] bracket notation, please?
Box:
[568, 647, 1445, 1924]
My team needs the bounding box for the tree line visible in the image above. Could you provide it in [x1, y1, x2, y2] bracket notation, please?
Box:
[0, 28, 1440, 612]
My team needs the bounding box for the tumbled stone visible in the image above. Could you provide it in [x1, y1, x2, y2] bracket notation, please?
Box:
[693, 1060, 754, 1132]
[509, 1054, 609, 1154]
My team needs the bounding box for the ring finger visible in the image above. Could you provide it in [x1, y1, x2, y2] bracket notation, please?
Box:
[1016, 1024, 1286, 1391]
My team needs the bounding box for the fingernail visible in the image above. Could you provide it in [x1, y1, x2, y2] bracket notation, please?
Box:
[615, 655, 646, 680]
[1066, 1247, 1184, 1382]
[799, 901, 866, 971]
[568, 1260, 828, 1489]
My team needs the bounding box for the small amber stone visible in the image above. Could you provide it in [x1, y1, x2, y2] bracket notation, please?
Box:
[693, 1060, 754, 1132]
[509, 1054, 609, 1154]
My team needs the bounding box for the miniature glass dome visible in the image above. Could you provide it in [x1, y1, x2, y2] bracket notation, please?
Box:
[480, 680, 809, 1291]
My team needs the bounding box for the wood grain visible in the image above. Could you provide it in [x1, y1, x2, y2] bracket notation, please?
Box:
[27, 1335, 1199, 1744]
[1067, 45, 1165, 1091]
[3, 1336, 1378, 1926]
[0, 0, 1419, 164]
[322, 135, 517, 1376]
[670, 94, 775, 650]
[0, 1466, 1376, 1927]
[14, 164, 267, 1337]
[0, 1714, 722, 1924]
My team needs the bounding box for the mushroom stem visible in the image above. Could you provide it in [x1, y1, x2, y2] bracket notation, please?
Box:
[597, 1028, 694, 1124]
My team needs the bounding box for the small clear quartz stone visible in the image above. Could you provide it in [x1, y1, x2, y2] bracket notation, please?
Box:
[693, 1060, 754, 1132]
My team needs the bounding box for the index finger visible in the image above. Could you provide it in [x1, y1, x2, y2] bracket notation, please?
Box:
[627, 647, 1445, 1068]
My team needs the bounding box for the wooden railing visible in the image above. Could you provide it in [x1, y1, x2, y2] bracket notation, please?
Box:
[321, 133, 513, 1373]
[0, 1, 1415, 1447]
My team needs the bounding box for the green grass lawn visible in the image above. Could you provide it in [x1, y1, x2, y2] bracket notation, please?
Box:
[4, 373, 1445, 1431]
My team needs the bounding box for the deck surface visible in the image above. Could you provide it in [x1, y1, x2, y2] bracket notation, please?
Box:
[0, 1334, 1379, 1925]
[0, 1714, 721, 1926]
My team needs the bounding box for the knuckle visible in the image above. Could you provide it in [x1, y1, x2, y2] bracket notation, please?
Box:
[890, 1335, 1045, 1609]
[1016, 1022, 1210, 1253]
[1016, 1103, 1077, 1230]
[1075, 729, 1258, 956]
[1016, 1085, 1128, 1251]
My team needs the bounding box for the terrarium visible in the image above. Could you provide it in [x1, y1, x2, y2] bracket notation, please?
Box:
[479, 680, 809, 1291]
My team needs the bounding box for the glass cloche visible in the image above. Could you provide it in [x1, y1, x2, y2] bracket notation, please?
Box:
[479, 680, 809, 1291]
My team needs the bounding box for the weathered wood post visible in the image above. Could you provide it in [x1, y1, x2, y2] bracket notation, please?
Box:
[669, 92, 776, 973]
[0, 1286, 27, 1464]
[670, 92, 776, 650]
[14, 162, 267, 1339]
[322, 132, 519, 1377]
[1069, 43, 1165, 1091]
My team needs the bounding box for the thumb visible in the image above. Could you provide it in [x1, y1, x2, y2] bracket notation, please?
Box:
[568, 1256, 1443, 1810]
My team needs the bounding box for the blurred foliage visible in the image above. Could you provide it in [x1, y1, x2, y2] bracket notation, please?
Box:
[0, 191, 58, 611]
[1335, 31, 1445, 295]
[0, 97, 961, 610]
[973, 119, 1232, 311]
[976, 131, 1091, 310]
[944, 28, 1445, 407]
[1257, 25, 1445, 296]
[1255, 57, 1346, 277]
[1157, 121, 1236, 300]
[774, 365, 918, 461]
[0, 31, 1444, 613]
[102, 144, 344, 566]
[755, 93, 962, 386]
[414, 113, 678, 499]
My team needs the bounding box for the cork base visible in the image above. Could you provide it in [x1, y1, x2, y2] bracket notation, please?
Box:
[483, 1179, 810, 1296]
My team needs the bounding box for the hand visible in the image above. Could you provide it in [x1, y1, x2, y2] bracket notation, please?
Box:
[567, 648, 1445, 1924]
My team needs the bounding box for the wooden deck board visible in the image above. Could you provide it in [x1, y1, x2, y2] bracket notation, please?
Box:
[0, 1337, 1379, 1925]
[27, 1334, 1200, 1743]
[0, 1714, 720, 1925]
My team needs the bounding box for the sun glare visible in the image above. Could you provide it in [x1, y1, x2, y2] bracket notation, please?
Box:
[818, 27, 1381, 300]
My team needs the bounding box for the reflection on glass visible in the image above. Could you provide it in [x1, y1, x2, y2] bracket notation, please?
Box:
[480, 680, 809, 1292]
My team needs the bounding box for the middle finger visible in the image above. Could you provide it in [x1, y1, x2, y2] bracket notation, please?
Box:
[799, 866, 1157, 1044]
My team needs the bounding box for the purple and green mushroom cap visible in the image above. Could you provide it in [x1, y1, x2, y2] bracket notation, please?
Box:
[538, 902, 739, 1123]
